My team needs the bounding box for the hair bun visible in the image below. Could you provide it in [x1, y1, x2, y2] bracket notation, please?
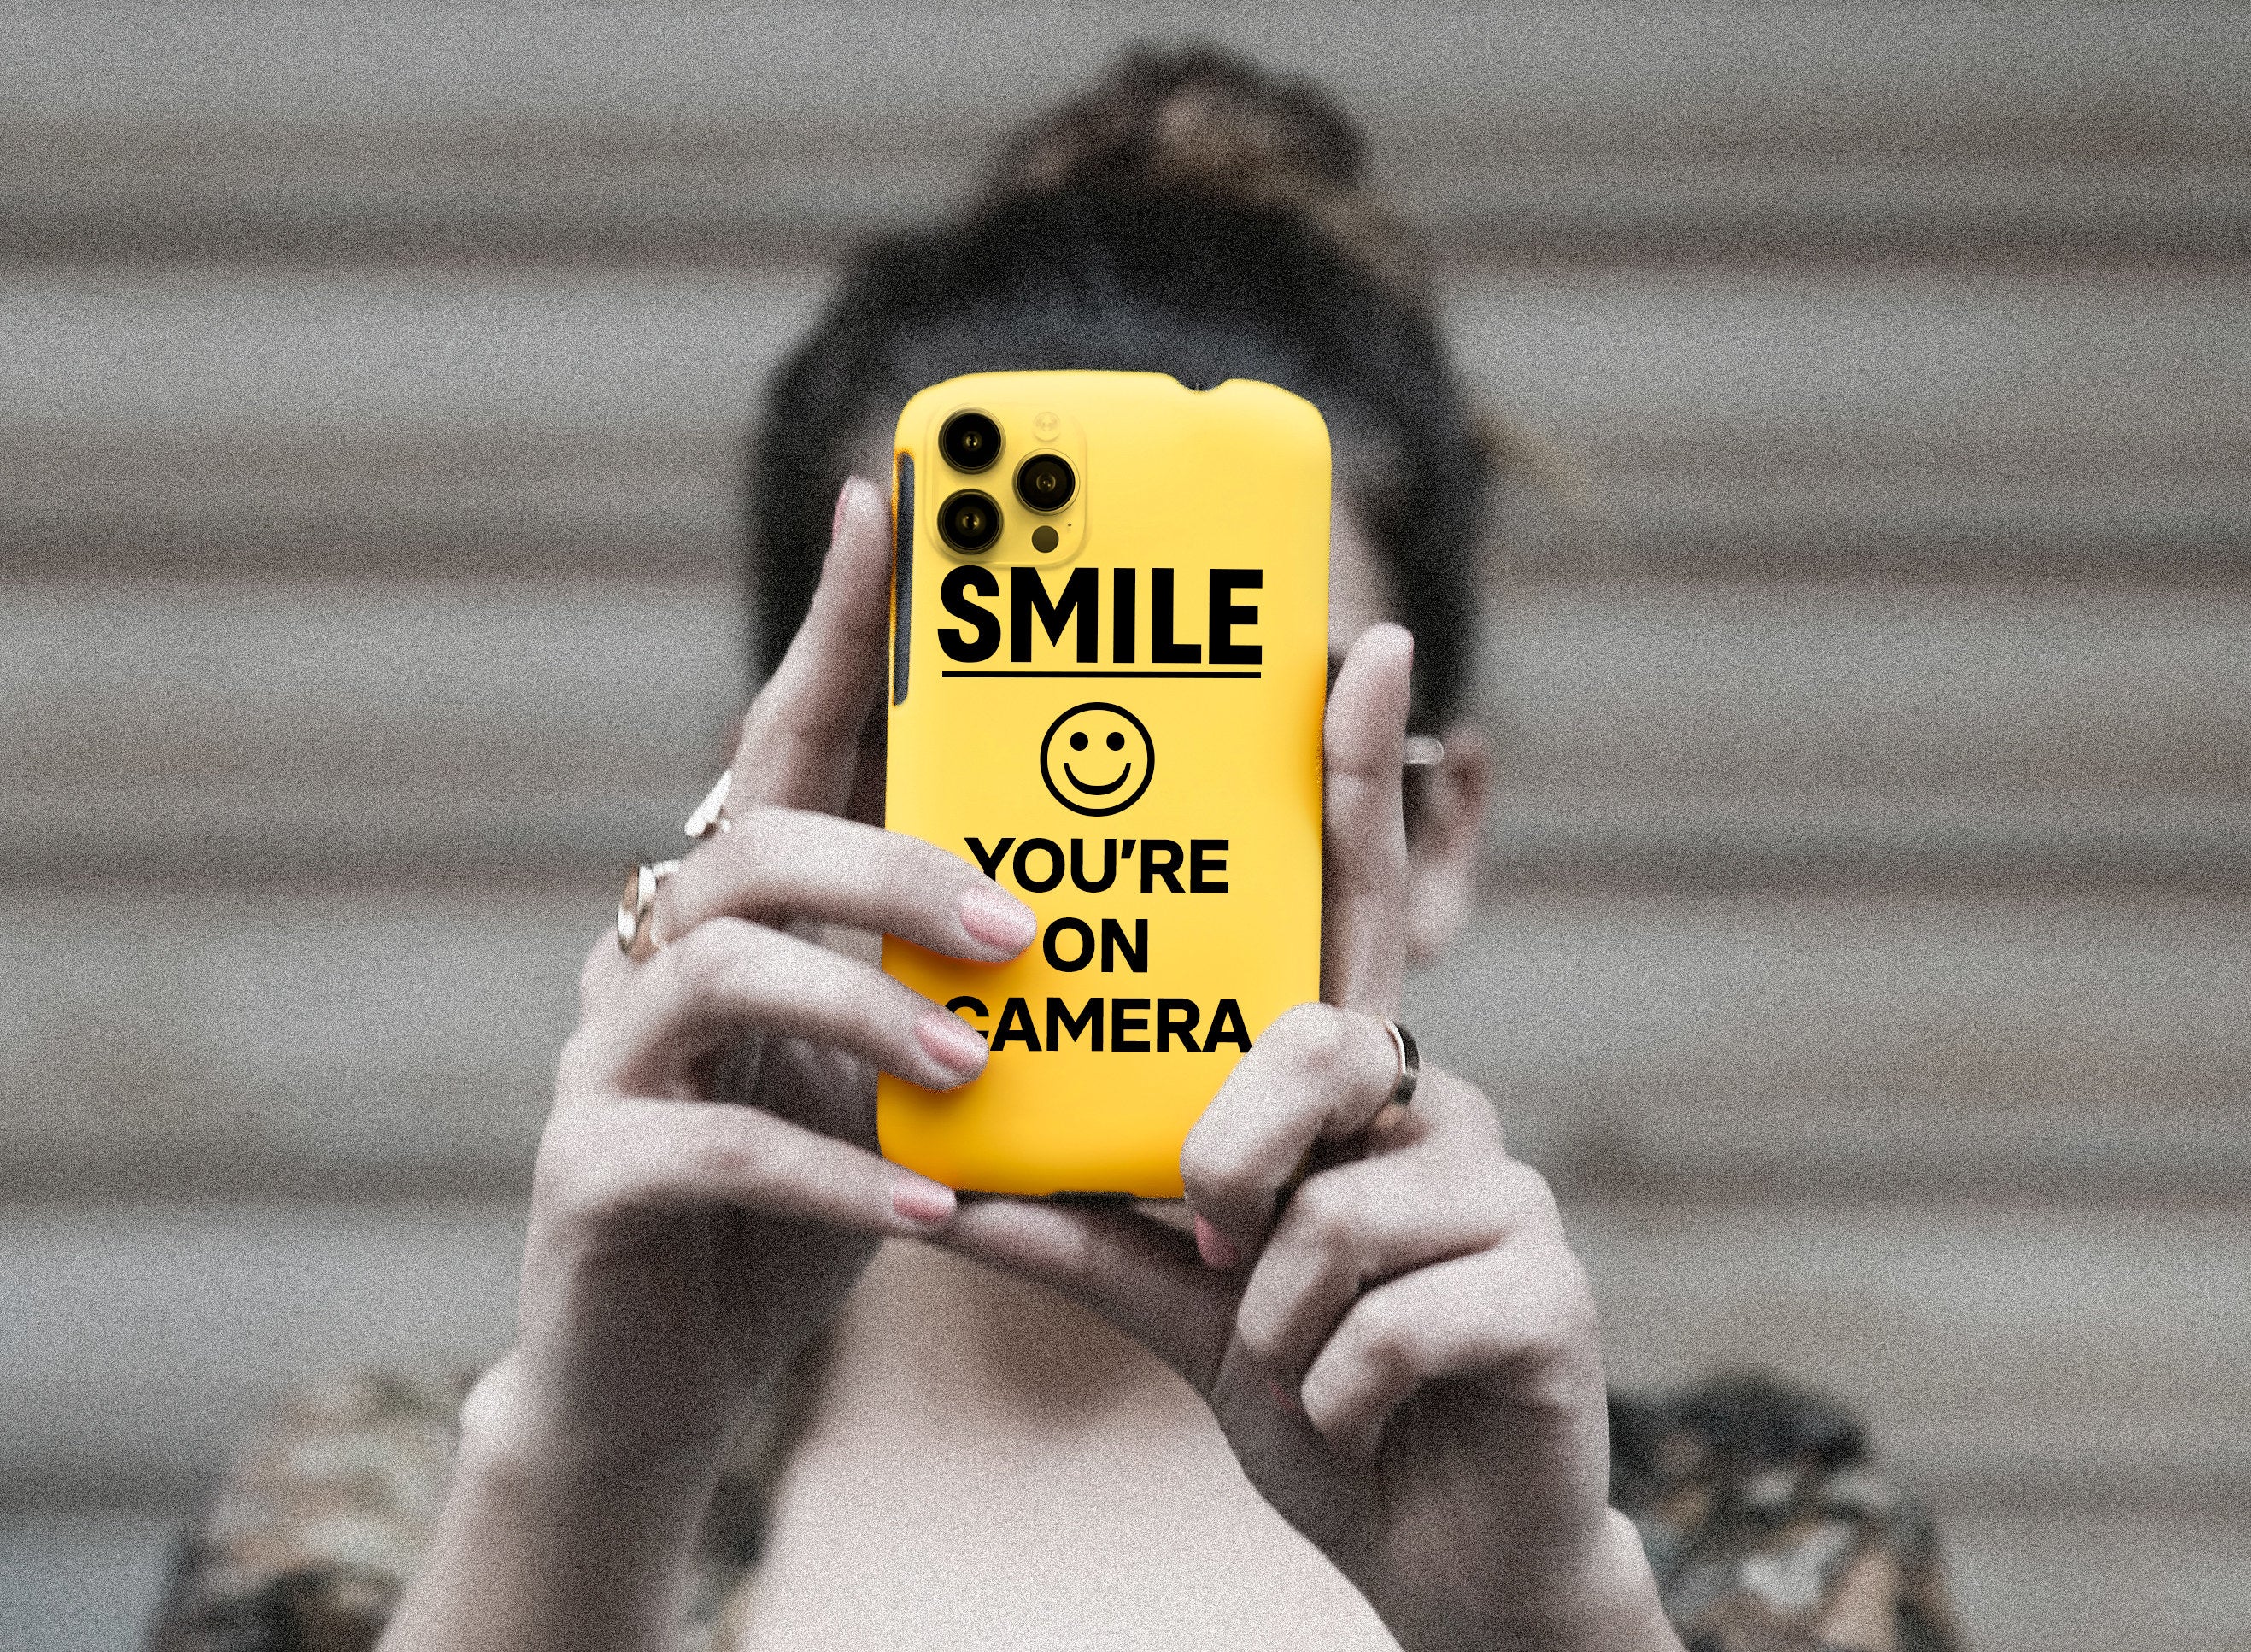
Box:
[993, 44, 1363, 200]
[987, 44, 1424, 298]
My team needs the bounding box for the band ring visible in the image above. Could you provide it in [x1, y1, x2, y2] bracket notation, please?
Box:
[616, 858, 681, 960]
[684, 770, 734, 841]
[1380, 1018, 1421, 1107]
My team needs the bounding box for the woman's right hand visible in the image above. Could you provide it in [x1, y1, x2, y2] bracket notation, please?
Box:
[466, 477, 1031, 1487]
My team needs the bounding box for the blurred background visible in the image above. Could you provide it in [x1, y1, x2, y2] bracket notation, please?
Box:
[3, 4, 2247, 1648]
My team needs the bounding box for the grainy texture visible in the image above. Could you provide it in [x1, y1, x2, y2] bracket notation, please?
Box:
[142, 1366, 1963, 1652]
[6, 5, 2246, 1648]
[0, 1509, 183, 1652]
[6, 888, 2248, 1201]
[5, 583, 2244, 885]
[8, 1206, 2245, 1514]
[8, 269, 2245, 578]
[5, 4, 2244, 261]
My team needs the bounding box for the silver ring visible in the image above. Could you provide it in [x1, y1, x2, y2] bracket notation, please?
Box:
[684, 769, 733, 841]
[616, 858, 681, 960]
[1380, 1019, 1420, 1107]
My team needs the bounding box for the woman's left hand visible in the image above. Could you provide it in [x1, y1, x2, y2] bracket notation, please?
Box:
[943, 624, 1680, 1652]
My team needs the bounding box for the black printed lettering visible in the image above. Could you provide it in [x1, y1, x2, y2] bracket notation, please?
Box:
[990, 997, 1040, 1051]
[1042, 917, 1094, 972]
[1111, 567, 1136, 664]
[1156, 998, 1202, 1052]
[964, 837, 1014, 879]
[964, 995, 1251, 1055]
[1070, 837, 1117, 893]
[1140, 839, 1184, 893]
[1099, 917, 1146, 973]
[1209, 569, 1263, 664]
[1150, 568, 1202, 663]
[944, 996, 990, 1041]
[1203, 999, 1252, 1052]
[1011, 566, 1099, 663]
[1013, 837, 1064, 893]
[1047, 997, 1103, 1051]
[1111, 997, 1152, 1052]
[1190, 839, 1230, 893]
[938, 566, 1000, 662]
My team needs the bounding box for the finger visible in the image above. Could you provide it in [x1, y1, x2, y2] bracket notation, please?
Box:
[1298, 1239, 1596, 1461]
[654, 807, 1035, 959]
[538, 1093, 958, 1240]
[567, 917, 990, 1096]
[731, 476, 893, 816]
[1321, 621, 1413, 1015]
[1180, 1002, 1404, 1259]
[937, 1198, 1237, 1391]
[1236, 1115, 1542, 1380]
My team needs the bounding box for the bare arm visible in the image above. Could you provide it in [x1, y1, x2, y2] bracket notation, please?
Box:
[941, 626, 1684, 1652]
[380, 479, 1027, 1651]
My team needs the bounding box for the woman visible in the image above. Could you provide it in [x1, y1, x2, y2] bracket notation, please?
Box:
[153, 48, 1961, 1652]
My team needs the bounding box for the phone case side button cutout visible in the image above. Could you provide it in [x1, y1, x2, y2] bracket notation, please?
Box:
[893, 452, 915, 704]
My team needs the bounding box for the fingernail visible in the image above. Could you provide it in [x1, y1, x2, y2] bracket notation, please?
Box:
[831, 478, 855, 542]
[916, 1009, 988, 1081]
[1193, 1213, 1242, 1271]
[958, 884, 1036, 952]
[891, 1177, 958, 1228]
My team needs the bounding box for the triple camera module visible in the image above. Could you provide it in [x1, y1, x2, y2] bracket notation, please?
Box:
[937, 409, 1075, 554]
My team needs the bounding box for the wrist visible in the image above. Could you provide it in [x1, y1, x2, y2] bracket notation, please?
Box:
[455, 1350, 735, 1539]
[382, 1356, 739, 1652]
[1486, 1510, 1681, 1652]
[1386, 1509, 1680, 1652]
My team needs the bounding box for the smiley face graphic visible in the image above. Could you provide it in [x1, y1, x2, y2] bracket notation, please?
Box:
[1039, 701, 1156, 817]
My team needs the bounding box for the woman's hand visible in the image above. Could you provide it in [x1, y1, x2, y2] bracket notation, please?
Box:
[941, 626, 1680, 1652]
[384, 479, 1032, 1651]
[498, 477, 1037, 1467]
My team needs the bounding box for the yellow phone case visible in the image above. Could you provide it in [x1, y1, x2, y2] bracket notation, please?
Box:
[879, 371, 1329, 1196]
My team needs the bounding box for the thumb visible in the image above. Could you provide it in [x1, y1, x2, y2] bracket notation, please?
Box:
[1321, 623, 1413, 1015]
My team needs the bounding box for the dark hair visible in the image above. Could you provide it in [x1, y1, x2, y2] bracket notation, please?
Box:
[746, 45, 1493, 730]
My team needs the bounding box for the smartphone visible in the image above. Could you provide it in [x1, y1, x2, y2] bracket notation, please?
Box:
[878, 370, 1329, 1197]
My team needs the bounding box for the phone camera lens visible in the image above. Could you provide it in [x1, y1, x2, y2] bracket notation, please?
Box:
[937, 489, 1002, 553]
[1016, 454, 1076, 513]
[940, 412, 1001, 472]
